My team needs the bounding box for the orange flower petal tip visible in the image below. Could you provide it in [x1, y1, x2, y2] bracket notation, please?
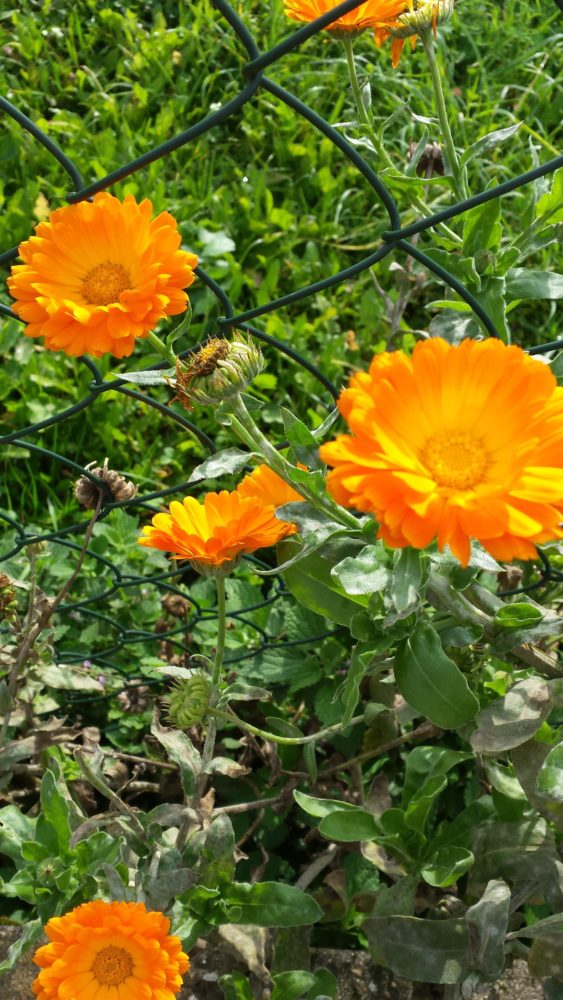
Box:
[8, 191, 198, 358]
[319, 338, 563, 566]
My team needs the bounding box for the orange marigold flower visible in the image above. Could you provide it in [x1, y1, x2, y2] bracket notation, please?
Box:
[32, 899, 189, 1000]
[237, 464, 305, 537]
[284, 0, 408, 36]
[139, 489, 292, 575]
[319, 338, 563, 567]
[8, 192, 198, 358]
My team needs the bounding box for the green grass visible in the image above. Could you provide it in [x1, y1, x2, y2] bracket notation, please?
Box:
[1, 0, 562, 528]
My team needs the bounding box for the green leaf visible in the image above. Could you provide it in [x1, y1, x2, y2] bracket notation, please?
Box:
[365, 915, 468, 984]
[390, 548, 423, 615]
[494, 602, 544, 629]
[0, 805, 36, 862]
[424, 248, 481, 290]
[404, 774, 447, 836]
[512, 740, 563, 830]
[535, 168, 563, 224]
[402, 746, 473, 807]
[220, 972, 255, 1000]
[119, 367, 175, 385]
[151, 711, 201, 796]
[460, 123, 522, 168]
[505, 268, 563, 301]
[39, 662, 105, 691]
[281, 408, 323, 469]
[188, 448, 252, 483]
[463, 198, 502, 257]
[536, 743, 563, 804]
[430, 797, 495, 853]
[394, 623, 479, 729]
[223, 882, 323, 927]
[331, 545, 389, 596]
[293, 790, 360, 820]
[271, 971, 317, 1000]
[198, 814, 236, 888]
[39, 765, 78, 853]
[303, 742, 318, 783]
[470, 678, 553, 754]
[279, 541, 368, 628]
[507, 913, 563, 940]
[464, 879, 511, 977]
[307, 968, 337, 999]
[421, 847, 474, 887]
[472, 276, 509, 342]
[0, 919, 43, 974]
[340, 640, 374, 728]
[276, 504, 344, 548]
[318, 808, 379, 843]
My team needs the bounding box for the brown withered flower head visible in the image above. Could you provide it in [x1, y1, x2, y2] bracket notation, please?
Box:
[74, 458, 138, 510]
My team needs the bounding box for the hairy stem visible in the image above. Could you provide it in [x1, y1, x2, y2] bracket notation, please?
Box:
[210, 706, 365, 746]
[420, 28, 469, 201]
[198, 577, 227, 784]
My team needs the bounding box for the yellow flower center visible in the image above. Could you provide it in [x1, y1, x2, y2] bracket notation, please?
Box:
[422, 430, 488, 490]
[91, 945, 134, 985]
[81, 261, 131, 305]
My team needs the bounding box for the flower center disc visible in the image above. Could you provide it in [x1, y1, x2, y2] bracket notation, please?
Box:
[422, 430, 488, 490]
[91, 945, 134, 985]
[82, 261, 131, 305]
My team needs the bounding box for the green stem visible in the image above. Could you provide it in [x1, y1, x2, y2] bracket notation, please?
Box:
[146, 331, 177, 367]
[199, 577, 227, 777]
[211, 707, 365, 746]
[342, 36, 394, 169]
[420, 28, 469, 202]
[343, 35, 462, 246]
[228, 394, 359, 531]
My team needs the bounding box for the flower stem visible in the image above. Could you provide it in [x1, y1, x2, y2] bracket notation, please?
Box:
[199, 577, 227, 778]
[210, 706, 365, 746]
[420, 28, 469, 202]
[342, 36, 394, 169]
[146, 331, 177, 367]
[228, 394, 359, 530]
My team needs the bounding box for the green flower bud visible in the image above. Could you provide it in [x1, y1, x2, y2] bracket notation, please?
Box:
[165, 671, 212, 728]
[173, 335, 264, 408]
[389, 0, 455, 39]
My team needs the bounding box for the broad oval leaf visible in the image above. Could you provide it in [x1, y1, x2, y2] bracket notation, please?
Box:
[470, 678, 553, 754]
[223, 882, 322, 927]
[394, 623, 479, 729]
[421, 846, 474, 888]
[318, 808, 379, 843]
[536, 743, 563, 803]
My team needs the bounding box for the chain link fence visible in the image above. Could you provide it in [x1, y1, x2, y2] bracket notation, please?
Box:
[1, 0, 562, 715]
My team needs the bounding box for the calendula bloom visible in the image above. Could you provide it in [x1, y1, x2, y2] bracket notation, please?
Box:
[319, 338, 563, 566]
[8, 192, 198, 358]
[237, 464, 304, 520]
[139, 489, 292, 575]
[374, 0, 454, 67]
[32, 900, 189, 1000]
[284, 0, 408, 37]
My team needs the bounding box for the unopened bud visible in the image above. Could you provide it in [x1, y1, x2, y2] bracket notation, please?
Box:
[389, 0, 454, 39]
[165, 672, 212, 728]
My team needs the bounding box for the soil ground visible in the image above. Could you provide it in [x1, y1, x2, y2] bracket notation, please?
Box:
[0, 926, 546, 1000]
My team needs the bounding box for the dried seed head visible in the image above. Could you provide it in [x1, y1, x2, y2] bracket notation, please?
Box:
[116, 685, 152, 714]
[171, 334, 264, 409]
[162, 593, 192, 619]
[408, 141, 445, 177]
[0, 573, 17, 622]
[389, 0, 455, 38]
[74, 458, 138, 509]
